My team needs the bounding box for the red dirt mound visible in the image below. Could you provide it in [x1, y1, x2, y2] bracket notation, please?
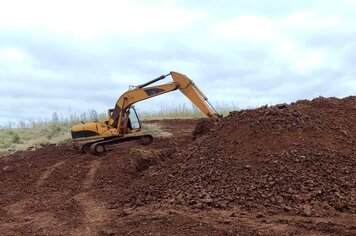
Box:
[125, 96, 356, 216]
[192, 118, 216, 140]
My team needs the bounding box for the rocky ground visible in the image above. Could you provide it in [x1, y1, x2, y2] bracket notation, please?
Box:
[0, 96, 355, 235]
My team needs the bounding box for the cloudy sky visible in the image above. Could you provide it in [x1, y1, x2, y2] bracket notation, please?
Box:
[1, 0, 356, 125]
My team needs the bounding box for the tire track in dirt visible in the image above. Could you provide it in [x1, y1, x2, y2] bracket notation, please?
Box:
[1, 198, 57, 235]
[1, 160, 69, 234]
[71, 159, 110, 236]
[82, 159, 101, 190]
[36, 161, 66, 187]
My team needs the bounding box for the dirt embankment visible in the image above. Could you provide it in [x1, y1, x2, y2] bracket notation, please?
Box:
[126, 97, 356, 216]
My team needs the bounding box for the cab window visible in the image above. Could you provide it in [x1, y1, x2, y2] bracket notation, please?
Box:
[129, 107, 141, 129]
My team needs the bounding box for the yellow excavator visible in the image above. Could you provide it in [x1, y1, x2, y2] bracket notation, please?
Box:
[71, 71, 220, 155]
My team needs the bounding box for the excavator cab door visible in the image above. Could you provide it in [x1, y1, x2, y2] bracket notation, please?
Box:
[128, 107, 141, 130]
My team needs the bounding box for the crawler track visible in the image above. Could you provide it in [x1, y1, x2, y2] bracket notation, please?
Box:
[80, 134, 153, 155]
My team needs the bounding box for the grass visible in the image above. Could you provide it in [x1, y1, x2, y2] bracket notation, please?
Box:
[139, 102, 238, 120]
[0, 102, 238, 155]
[0, 124, 69, 154]
[139, 103, 204, 120]
[141, 123, 173, 137]
[0, 110, 104, 155]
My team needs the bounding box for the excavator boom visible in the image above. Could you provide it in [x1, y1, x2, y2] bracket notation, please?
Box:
[109, 71, 220, 130]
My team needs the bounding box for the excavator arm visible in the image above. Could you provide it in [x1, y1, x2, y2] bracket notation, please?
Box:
[170, 71, 219, 119]
[108, 71, 220, 131]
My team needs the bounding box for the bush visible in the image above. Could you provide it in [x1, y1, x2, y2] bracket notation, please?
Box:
[47, 124, 62, 140]
[11, 132, 21, 144]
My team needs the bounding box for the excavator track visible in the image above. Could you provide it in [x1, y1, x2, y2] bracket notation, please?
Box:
[81, 134, 153, 155]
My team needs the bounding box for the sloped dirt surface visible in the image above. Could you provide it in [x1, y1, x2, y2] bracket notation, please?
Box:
[1, 97, 356, 235]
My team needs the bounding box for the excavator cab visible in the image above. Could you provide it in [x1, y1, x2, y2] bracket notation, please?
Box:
[108, 106, 141, 132]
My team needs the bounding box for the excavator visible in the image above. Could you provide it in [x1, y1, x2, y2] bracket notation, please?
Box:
[71, 71, 220, 155]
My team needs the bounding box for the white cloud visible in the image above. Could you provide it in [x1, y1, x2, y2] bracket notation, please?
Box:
[212, 11, 346, 73]
[214, 15, 275, 41]
[0, 47, 34, 71]
[0, 0, 205, 38]
[280, 11, 340, 29]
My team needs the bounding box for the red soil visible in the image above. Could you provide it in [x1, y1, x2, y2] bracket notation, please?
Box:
[0, 96, 355, 235]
